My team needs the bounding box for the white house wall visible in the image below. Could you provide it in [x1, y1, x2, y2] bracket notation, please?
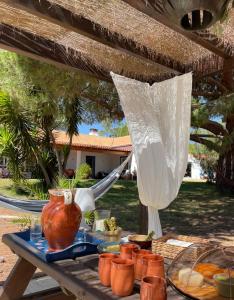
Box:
[66, 150, 78, 169]
[65, 149, 128, 175]
[80, 151, 124, 175]
[187, 154, 203, 179]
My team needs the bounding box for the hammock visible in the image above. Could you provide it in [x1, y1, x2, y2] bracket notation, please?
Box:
[0, 153, 132, 213]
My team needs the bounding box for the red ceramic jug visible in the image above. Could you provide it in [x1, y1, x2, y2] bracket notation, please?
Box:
[98, 253, 118, 287]
[140, 276, 167, 300]
[111, 258, 135, 297]
[132, 249, 152, 280]
[41, 189, 82, 252]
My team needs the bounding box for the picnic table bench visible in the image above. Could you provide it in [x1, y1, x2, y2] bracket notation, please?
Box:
[0, 232, 186, 300]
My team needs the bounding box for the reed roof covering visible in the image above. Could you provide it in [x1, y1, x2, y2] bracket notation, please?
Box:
[0, 0, 233, 96]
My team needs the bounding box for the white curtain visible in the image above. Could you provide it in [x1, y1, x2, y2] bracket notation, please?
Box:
[111, 72, 192, 237]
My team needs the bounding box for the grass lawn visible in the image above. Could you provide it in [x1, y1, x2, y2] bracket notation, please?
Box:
[0, 179, 42, 200]
[78, 180, 234, 241]
[0, 178, 233, 241]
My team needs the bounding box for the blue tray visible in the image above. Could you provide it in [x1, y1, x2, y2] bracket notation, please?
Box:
[13, 230, 104, 262]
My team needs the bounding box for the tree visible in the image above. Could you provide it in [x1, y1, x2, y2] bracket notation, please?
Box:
[0, 51, 122, 185]
[191, 94, 234, 190]
[0, 126, 22, 181]
[100, 120, 129, 137]
[189, 142, 218, 182]
[0, 92, 52, 185]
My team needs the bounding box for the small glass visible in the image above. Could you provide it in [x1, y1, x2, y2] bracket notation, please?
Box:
[30, 215, 42, 242]
[93, 210, 111, 232]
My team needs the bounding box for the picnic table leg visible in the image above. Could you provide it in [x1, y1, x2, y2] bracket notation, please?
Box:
[0, 257, 36, 300]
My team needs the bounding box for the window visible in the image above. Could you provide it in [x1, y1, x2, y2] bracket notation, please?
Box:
[86, 156, 96, 178]
[120, 156, 129, 170]
[185, 162, 192, 177]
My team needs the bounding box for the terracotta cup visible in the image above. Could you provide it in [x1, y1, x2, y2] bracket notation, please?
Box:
[140, 276, 167, 300]
[111, 258, 135, 297]
[120, 243, 140, 260]
[98, 253, 118, 287]
[142, 254, 165, 279]
[132, 249, 152, 280]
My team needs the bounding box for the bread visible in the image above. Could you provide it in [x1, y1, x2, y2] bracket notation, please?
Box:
[178, 268, 204, 287]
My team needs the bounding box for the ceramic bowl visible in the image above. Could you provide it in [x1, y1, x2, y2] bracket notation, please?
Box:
[214, 273, 234, 298]
[128, 235, 152, 249]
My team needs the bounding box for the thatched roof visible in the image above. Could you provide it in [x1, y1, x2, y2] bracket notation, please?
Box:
[0, 0, 233, 97]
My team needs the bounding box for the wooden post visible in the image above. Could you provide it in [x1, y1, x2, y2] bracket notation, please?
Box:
[139, 201, 148, 234]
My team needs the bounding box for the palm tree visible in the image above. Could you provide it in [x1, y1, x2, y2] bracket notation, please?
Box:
[0, 126, 22, 181]
[62, 97, 83, 171]
[0, 91, 51, 186]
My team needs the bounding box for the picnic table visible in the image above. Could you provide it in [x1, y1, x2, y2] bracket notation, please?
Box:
[0, 232, 186, 300]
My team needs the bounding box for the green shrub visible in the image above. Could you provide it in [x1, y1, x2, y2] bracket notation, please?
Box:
[76, 163, 92, 180]
[57, 177, 76, 189]
[12, 215, 32, 231]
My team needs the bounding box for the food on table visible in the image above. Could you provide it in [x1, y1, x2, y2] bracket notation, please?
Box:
[145, 231, 155, 241]
[103, 217, 122, 237]
[178, 268, 204, 287]
[214, 273, 234, 298]
[97, 241, 121, 254]
[104, 217, 118, 231]
[105, 244, 120, 252]
[167, 244, 234, 300]
[194, 263, 224, 279]
[128, 234, 152, 249]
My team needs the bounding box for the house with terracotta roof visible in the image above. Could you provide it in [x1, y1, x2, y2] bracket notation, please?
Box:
[53, 129, 132, 177]
[0, 128, 203, 179]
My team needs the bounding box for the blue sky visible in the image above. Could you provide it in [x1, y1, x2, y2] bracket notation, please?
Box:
[79, 122, 104, 134]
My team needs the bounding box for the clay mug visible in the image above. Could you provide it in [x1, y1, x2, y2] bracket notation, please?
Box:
[98, 253, 118, 287]
[120, 243, 140, 260]
[132, 249, 152, 280]
[142, 254, 165, 279]
[111, 258, 135, 297]
[140, 276, 167, 300]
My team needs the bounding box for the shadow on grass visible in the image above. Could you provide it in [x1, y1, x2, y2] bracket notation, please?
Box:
[78, 180, 234, 239]
[160, 182, 234, 239]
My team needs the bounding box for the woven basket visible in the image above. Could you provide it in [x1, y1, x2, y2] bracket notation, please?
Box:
[152, 233, 210, 260]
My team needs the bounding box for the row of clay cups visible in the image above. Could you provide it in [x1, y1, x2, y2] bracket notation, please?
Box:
[120, 243, 165, 280]
[98, 243, 165, 297]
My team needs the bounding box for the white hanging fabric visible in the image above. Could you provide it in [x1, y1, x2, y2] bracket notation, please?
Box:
[111, 72, 192, 237]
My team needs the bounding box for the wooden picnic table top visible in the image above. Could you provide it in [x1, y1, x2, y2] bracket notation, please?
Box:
[0, 231, 187, 300]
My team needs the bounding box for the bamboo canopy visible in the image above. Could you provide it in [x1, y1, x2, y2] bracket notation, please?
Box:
[0, 0, 233, 98]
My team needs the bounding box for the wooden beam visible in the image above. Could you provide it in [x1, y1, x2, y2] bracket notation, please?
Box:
[1, 0, 182, 74]
[206, 76, 228, 93]
[0, 23, 177, 84]
[222, 58, 234, 91]
[0, 23, 112, 82]
[123, 0, 234, 59]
